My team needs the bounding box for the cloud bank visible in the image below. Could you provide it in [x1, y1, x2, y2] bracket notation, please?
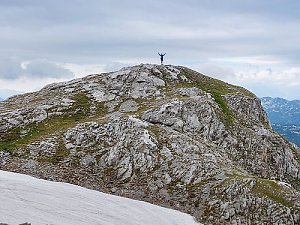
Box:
[0, 58, 74, 80]
[0, 0, 300, 99]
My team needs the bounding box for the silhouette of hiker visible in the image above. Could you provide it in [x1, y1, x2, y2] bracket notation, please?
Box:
[158, 52, 166, 65]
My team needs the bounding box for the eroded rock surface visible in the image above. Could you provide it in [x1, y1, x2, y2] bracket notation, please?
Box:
[1, 64, 300, 224]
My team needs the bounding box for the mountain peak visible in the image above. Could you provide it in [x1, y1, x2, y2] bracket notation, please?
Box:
[1, 65, 300, 224]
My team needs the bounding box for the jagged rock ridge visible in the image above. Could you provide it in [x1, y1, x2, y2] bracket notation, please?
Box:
[0, 64, 300, 225]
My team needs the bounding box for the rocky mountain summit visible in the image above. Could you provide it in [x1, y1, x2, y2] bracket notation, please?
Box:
[1, 64, 300, 224]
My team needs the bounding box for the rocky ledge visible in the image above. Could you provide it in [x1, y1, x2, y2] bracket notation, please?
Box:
[1, 64, 300, 224]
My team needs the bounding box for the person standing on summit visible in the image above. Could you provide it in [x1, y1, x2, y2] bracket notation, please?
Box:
[158, 52, 166, 65]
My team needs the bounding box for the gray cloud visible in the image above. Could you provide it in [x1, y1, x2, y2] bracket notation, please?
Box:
[0, 58, 23, 79]
[0, 58, 74, 80]
[102, 62, 134, 73]
[1, 0, 300, 99]
[1, 0, 300, 64]
[194, 63, 300, 100]
[196, 64, 235, 80]
[24, 60, 74, 79]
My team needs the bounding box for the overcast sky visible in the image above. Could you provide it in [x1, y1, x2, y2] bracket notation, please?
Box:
[1, 0, 300, 100]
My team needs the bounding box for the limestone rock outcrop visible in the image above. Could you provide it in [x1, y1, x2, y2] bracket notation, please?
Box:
[1, 64, 300, 224]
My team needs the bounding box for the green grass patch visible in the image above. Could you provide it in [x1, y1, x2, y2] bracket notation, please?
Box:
[95, 101, 108, 117]
[210, 90, 234, 127]
[0, 127, 22, 152]
[177, 68, 236, 127]
[214, 173, 294, 207]
[103, 167, 116, 177]
[49, 139, 70, 164]
[178, 67, 255, 98]
[252, 178, 293, 207]
[148, 125, 161, 137]
[69, 92, 91, 120]
[187, 180, 207, 194]
[0, 92, 105, 153]
[0, 116, 79, 153]
[38, 138, 70, 165]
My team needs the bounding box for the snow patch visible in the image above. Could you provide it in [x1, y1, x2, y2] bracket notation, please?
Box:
[0, 170, 200, 225]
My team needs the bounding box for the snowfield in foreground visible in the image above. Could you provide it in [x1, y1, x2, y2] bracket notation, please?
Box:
[0, 170, 200, 225]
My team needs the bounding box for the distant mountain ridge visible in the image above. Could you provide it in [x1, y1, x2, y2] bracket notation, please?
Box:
[0, 97, 3, 102]
[261, 97, 300, 147]
[261, 97, 300, 125]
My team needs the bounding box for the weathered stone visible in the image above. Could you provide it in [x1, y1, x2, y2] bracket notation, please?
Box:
[119, 100, 139, 112]
[0, 64, 300, 225]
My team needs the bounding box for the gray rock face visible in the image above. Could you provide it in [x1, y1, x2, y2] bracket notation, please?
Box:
[0, 64, 300, 224]
[224, 93, 270, 128]
[119, 100, 139, 112]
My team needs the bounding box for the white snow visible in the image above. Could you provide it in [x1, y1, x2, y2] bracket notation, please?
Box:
[0, 170, 200, 225]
